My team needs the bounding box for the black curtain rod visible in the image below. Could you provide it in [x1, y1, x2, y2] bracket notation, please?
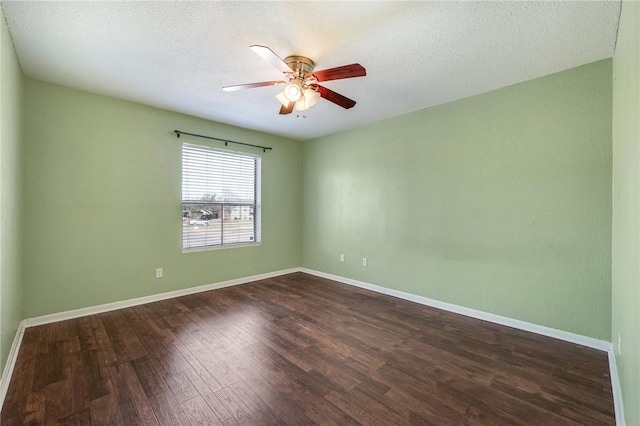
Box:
[173, 130, 273, 152]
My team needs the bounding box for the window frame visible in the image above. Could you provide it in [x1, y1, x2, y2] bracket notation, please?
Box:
[181, 142, 261, 252]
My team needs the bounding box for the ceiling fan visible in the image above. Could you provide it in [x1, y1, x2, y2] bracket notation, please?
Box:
[223, 45, 366, 115]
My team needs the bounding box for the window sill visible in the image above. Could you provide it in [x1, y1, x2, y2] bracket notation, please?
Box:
[182, 242, 261, 254]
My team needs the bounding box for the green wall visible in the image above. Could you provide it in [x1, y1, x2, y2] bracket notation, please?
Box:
[303, 60, 612, 341]
[612, 1, 640, 424]
[22, 79, 302, 318]
[0, 8, 24, 374]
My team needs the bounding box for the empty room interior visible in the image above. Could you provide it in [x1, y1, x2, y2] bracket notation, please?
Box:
[0, 1, 638, 425]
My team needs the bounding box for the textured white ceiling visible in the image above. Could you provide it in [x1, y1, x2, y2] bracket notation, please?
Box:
[2, 1, 621, 141]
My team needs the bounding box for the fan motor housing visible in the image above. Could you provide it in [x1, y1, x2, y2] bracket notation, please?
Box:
[284, 56, 315, 77]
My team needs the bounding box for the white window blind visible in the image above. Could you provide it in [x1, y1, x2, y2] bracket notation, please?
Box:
[182, 143, 261, 250]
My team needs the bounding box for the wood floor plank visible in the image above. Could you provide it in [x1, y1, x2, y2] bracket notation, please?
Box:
[80, 349, 112, 401]
[90, 316, 118, 366]
[225, 380, 282, 425]
[147, 391, 190, 426]
[107, 362, 150, 425]
[58, 408, 92, 426]
[42, 378, 74, 421]
[302, 395, 360, 426]
[1, 272, 616, 425]
[22, 391, 46, 424]
[165, 372, 200, 404]
[131, 356, 169, 398]
[0, 337, 39, 423]
[90, 393, 124, 426]
[183, 368, 233, 422]
[118, 361, 160, 426]
[214, 386, 253, 424]
[180, 395, 223, 426]
[384, 386, 469, 426]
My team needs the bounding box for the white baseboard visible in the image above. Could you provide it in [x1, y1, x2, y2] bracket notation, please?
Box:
[608, 350, 626, 426]
[300, 268, 612, 352]
[26, 267, 300, 327]
[0, 320, 26, 411]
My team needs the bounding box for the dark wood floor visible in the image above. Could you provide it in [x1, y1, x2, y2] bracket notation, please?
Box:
[1, 272, 614, 425]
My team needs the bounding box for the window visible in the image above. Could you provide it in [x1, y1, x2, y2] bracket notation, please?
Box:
[182, 143, 261, 250]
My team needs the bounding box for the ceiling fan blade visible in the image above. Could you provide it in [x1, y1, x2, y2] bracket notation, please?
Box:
[279, 101, 294, 115]
[250, 45, 293, 74]
[316, 85, 357, 109]
[310, 64, 366, 82]
[222, 81, 285, 92]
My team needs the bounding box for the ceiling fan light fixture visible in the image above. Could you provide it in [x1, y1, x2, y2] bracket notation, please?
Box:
[283, 80, 303, 102]
[296, 88, 320, 111]
[276, 91, 290, 107]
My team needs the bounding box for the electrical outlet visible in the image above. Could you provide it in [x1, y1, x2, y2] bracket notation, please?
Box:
[618, 332, 621, 354]
[362, 257, 367, 267]
[155, 268, 163, 279]
[340, 254, 345, 262]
